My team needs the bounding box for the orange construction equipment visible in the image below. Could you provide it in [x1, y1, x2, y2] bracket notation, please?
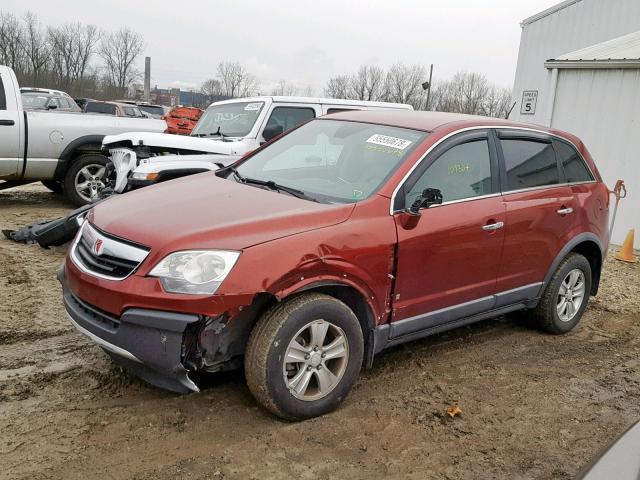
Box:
[615, 229, 638, 263]
[163, 106, 204, 135]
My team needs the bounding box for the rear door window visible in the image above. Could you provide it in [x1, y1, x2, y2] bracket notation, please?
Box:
[501, 139, 559, 191]
[264, 107, 315, 135]
[0, 76, 6, 110]
[555, 140, 593, 183]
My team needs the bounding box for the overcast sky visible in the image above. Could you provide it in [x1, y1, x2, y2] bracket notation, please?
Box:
[4, 0, 560, 93]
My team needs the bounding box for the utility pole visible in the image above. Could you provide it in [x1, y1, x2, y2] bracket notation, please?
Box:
[423, 63, 434, 111]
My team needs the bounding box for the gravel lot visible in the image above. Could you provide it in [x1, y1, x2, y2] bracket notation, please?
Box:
[1, 184, 639, 480]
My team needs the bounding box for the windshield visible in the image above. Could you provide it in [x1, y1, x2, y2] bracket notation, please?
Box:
[233, 119, 427, 203]
[21, 94, 49, 109]
[191, 101, 264, 137]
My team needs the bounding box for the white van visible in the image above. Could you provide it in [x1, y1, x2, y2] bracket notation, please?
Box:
[102, 96, 412, 191]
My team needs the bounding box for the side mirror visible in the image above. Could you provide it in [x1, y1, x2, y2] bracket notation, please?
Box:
[46, 104, 58, 110]
[408, 188, 443, 215]
[262, 124, 284, 142]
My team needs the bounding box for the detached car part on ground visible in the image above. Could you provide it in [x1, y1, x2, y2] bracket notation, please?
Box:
[60, 110, 609, 420]
[0, 65, 167, 206]
[104, 96, 413, 191]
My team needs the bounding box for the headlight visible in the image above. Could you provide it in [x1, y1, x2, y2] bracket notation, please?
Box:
[148, 250, 240, 295]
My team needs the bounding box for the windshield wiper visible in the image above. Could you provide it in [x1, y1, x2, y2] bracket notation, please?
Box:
[228, 168, 317, 202]
[192, 127, 229, 138]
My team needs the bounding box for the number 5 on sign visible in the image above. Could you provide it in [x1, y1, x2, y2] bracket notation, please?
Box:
[521, 90, 538, 115]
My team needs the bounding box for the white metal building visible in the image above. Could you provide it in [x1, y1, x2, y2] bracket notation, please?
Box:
[510, 0, 640, 247]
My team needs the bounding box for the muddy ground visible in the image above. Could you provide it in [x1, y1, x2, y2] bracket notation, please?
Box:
[1, 184, 639, 480]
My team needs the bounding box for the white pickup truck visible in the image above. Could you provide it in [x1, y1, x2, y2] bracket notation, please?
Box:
[0, 65, 166, 205]
[103, 96, 413, 190]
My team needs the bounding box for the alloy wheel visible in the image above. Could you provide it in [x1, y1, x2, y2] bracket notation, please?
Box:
[282, 319, 349, 401]
[557, 268, 586, 322]
[74, 164, 106, 203]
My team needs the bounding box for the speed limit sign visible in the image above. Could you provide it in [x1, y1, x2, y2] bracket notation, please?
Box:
[521, 90, 538, 115]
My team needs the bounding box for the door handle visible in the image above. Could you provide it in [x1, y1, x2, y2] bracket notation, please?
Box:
[557, 207, 574, 215]
[0, 119, 15, 126]
[482, 221, 504, 231]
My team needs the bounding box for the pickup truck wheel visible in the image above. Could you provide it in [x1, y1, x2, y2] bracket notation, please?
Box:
[41, 180, 63, 194]
[245, 293, 364, 421]
[63, 154, 108, 206]
[529, 253, 592, 334]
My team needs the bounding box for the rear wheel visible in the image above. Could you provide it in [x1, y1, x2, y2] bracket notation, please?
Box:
[63, 154, 109, 206]
[529, 253, 592, 334]
[245, 293, 363, 420]
[41, 180, 63, 194]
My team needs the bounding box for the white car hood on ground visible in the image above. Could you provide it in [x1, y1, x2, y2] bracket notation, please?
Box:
[102, 132, 240, 155]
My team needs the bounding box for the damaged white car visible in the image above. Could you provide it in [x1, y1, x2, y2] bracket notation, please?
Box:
[103, 96, 413, 193]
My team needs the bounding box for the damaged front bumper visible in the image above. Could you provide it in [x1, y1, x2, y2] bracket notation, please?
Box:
[59, 269, 201, 393]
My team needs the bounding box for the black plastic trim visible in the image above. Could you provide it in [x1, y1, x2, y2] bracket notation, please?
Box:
[53, 134, 105, 180]
[59, 268, 200, 393]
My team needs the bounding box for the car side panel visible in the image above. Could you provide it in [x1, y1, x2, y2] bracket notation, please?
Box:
[22, 111, 166, 180]
[495, 185, 579, 293]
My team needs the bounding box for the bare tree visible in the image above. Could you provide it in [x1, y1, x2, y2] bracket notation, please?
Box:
[22, 12, 49, 85]
[99, 27, 144, 94]
[430, 71, 509, 117]
[73, 24, 99, 91]
[271, 79, 298, 96]
[384, 63, 427, 109]
[482, 85, 512, 118]
[0, 12, 26, 73]
[324, 75, 350, 99]
[216, 61, 258, 97]
[350, 65, 385, 101]
[200, 78, 223, 96]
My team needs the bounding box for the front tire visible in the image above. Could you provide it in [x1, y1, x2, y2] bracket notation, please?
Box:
[245, 293, 364, 421]
[530, 253, 592, 334]
[63, 154, 109, 206]
[41, 180, 64, 194]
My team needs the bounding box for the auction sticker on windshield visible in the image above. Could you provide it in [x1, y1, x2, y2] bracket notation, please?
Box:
[366, 134, 412, 150]
[244, 103, 262, 111]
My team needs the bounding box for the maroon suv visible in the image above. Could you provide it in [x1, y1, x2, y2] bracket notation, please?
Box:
[59, 111, 609, 420]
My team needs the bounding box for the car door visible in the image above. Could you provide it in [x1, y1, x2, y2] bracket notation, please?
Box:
[494, 129, 577, 299]
[390, 130, 505, 338]
[0, 71, 23, 178]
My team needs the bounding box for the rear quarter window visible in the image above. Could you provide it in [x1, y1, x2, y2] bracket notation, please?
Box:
[501, 139, 559, 191]
[555, 140, 594, 183]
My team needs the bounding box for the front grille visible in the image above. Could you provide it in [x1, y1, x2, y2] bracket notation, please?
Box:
[76, 235, 138, 277]
[71, 222, 149, 280]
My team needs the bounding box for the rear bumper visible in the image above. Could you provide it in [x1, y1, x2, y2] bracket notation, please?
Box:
[58, 267, 201, 393]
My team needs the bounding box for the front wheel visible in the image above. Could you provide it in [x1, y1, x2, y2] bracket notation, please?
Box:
[63, 154, 109, 206]
[245, 293, 364, 420]
[529, 253, 592, 334]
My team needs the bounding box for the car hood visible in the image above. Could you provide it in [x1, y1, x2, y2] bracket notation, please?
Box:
[88, 173, 355, 262]
[102, 132, 237, 155]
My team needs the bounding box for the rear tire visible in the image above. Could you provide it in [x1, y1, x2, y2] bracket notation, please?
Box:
[529, 253, 592, 334]
[63, 153, 109, 206]
[41, 180, 63, 194]
[245, 293, 364, 421]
